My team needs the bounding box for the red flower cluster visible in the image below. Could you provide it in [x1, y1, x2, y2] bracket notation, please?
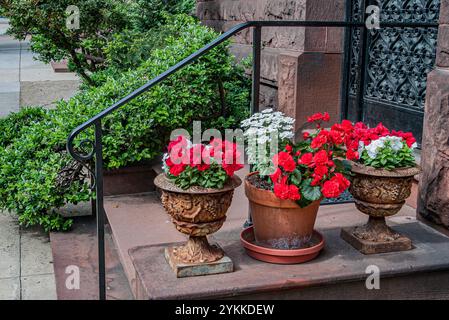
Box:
[391, 130, 417, 148]
[269, 141, 349, 201]
[165, 136, 243, 177]
[307, 112, 330, 124]
[261, 112, 417, 203]
[272, 176, 301, 200]
[321, 173, 350, 198]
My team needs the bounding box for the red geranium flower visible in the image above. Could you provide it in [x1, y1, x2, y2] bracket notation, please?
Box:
[167, 135, 188, 152]
[169, 164, 186, 176]
[298, 153, 313, 166]
[321, 180, 341, 198]
[313, 150, 329, 166]
[288, 184, 301, 200]
[269, 167, 282, 184]
[273, 177, 290, 200]
[303, 132, 310, 140]
[307, 112, 330, 123]
[273, 151, 296, 172]
[311, 130, 330, 149]
[314, 165, 329, 178]
[346, 149, 359, 161]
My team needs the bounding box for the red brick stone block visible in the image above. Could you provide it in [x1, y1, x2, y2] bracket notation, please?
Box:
[418, 68, 449, 228]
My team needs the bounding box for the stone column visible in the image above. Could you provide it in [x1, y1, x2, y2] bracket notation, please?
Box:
[196, 0, 345, 131]
[418, 0, 449, 229]
[278, 0, 344, 132]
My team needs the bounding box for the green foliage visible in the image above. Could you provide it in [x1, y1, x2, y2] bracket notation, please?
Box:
[169, 164, 229, 190]
[0, 107, 48, 148]
[360, 141, 416, 170]
[0, 15, 250, 232]
[130, 0, 195, 32]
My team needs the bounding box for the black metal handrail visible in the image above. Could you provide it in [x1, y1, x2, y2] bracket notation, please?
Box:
[66, 19, 439, 300]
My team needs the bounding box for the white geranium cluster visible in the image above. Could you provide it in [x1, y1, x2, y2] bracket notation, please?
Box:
[241, 108, 295, 172]
[359, 135, 417, 159]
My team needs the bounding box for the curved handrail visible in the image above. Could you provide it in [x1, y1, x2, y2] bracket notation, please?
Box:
[66, 19, 438, 160]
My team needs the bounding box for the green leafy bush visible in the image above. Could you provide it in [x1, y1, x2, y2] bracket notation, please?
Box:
[0, 15, 250, 231]
[130, 0, 195, 32]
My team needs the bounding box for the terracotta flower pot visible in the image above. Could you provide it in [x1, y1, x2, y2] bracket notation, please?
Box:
[341, 162, 422, 254]
[244, 172, 321, 248]
[154, 173, 242, 264]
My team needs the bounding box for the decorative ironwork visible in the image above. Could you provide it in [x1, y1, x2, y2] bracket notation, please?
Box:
[64, 137, 96, 190]
[350, 0, 440, 109]
[349, 0, 365, 95]
[321, 189, 354, 205]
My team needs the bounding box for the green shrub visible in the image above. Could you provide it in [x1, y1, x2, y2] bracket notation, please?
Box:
[0, 15, 250, 232]
[130, 0, 195, 32]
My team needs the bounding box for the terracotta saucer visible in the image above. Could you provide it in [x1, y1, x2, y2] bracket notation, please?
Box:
[240, 226, 325, 264]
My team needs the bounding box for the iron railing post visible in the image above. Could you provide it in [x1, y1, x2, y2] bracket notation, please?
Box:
[245, 25, 262, 228]
[340, 0, 354, 120]
[251, 25, 262, 114]
[355, 0, 369, 122]
[94, 121, 106, 300]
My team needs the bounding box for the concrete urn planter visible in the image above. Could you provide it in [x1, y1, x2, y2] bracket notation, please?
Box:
[154, 173, 241, 276]
[341, 162, 422, 254]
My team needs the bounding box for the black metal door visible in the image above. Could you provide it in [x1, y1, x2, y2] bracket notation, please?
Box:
[347, 0, 440, 145]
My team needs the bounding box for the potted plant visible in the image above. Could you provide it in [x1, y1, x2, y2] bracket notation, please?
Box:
[340, 123, 421, 254]
[154, 136, 243, 277]
[240, 110, 354, 263]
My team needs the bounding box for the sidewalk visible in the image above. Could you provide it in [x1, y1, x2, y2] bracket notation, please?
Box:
[0, 18, 79, 117]
[0, 213, 57, 300]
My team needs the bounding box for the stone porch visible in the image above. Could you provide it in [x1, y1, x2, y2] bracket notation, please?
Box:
[49, 168, 449, 300]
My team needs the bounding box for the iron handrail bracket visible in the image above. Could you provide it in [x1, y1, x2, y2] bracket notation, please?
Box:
[65, 19, 439, 300]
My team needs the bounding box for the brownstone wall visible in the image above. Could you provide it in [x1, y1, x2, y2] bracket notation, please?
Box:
[196, 0, 345, 130]
[418, 0, 449, 230]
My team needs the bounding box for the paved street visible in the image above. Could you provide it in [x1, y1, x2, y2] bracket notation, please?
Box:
[0, 18, 79, 117]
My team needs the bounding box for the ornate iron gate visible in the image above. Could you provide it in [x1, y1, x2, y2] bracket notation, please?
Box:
[347, 0, 440, 145]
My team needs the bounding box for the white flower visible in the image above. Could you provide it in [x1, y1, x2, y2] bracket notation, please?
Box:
[388, 136, 403, 152]
[358, 141, 365, 158]
[240, 109, 295, 167]
[162, 152, 170, 173]
[365, 139, 385, 158]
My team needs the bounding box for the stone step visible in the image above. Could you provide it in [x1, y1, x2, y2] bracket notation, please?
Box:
[102, 168, 448, 299]
[49, 216, 133, 300]
[130, 219, 449, 299]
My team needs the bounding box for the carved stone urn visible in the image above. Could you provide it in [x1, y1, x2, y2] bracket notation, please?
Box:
[341, 162, 421, 254]
[154, 173, 241, 277]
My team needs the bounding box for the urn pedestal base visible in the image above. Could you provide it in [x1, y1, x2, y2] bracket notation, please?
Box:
[341, 217, 412, 255]
[165, 242, 233, 278]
